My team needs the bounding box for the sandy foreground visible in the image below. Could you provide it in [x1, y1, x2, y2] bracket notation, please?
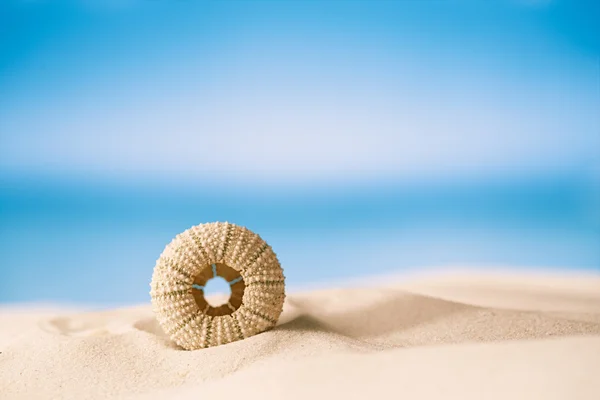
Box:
[1, 270, 600, 399]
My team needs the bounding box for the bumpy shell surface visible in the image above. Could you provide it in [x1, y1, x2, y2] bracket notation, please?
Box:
[150, 222, 286, 350]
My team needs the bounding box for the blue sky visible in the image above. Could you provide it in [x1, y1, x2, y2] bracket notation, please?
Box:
[1, 0, 598, 186]
[0, 1, 599, 304]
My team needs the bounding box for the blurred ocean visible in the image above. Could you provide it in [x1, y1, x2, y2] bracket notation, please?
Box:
[2, 173, 598, 305]
[1, 1, 599, 305]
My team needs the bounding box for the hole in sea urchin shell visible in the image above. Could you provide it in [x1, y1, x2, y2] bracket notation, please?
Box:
[203, 277, 231, 305]
[191, 263, 245, 317]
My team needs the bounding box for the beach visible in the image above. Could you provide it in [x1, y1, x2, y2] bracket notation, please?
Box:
[1, 270, 599, 399]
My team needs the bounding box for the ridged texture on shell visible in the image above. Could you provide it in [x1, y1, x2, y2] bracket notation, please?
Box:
[150, 222, 285, 350]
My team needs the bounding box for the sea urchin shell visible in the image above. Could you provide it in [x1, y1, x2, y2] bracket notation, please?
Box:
[150, 222, 286, 350]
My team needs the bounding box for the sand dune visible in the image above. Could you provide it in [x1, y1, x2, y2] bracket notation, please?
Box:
[1, 271, 599, 399]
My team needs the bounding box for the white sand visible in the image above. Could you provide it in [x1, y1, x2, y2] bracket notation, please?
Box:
[1, 271, 600, 399]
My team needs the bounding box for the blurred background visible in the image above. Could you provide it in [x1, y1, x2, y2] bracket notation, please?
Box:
[1, 0, 598, 306]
